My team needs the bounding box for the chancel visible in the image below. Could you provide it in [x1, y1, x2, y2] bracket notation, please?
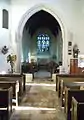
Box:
[0, 0, 84, 120]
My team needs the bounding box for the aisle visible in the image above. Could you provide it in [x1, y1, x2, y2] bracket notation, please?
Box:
[34, 70, 51, 78]
[10, 79, 66, 120]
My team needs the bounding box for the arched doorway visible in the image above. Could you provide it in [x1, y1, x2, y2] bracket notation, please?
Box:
[16, 4, 67, 73]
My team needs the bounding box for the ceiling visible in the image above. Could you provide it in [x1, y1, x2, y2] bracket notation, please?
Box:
[24, 10, 61, 36]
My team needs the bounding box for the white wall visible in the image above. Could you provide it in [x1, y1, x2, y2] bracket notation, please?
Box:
[22, 27, 31, 62]
[56, 30, 62, 63]
[0, 0, 12, 73]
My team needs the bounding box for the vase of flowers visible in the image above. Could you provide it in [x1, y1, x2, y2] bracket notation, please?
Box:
[7, 54, 17, 73]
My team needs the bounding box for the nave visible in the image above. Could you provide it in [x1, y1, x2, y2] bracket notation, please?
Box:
[10, 77, 66, 120]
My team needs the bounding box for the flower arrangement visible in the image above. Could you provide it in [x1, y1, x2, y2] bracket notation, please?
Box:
[7, 54, 17, 73]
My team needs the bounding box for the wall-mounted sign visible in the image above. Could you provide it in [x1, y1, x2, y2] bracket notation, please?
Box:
[68, 41, 72, 55]
[78, 54, 84, 68]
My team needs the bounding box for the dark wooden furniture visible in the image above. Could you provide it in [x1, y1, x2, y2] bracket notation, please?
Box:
[21, 62, 38, 73]
[0, 73, 26, 96]
[70, 59, 78, 74]
[64, 89, 84, 120]
[71, 96, 84, 120]
[61, 82, 84, 107]
[70, 58, 84, 75]
[0, 80, 19, 106]
[0, 86, 13, 120]
[64, 83, 84, 112]
[60, 80, 84, 107]
[56, 74, 84, 97]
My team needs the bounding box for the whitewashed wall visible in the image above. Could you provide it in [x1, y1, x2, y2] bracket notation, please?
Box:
[0, 0, 11, 73]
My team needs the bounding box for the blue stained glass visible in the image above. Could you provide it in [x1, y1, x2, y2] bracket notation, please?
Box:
[37, 34, 50, 53]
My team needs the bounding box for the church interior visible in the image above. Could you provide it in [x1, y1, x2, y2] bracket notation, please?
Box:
[0, 0, 84, 120]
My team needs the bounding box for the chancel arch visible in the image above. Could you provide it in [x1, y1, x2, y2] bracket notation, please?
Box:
[16, 4, 67, 73]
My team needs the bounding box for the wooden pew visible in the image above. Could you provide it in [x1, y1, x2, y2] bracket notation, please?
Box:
[71, 96, 84, 120]
[64, 88, 84, 120]
[57, 75, 84, 97]
[0, 86, 13, 120]
[0, 80, 19, 106]
[0, 73, 26, 97]
[64, 83, 84, 111]
[61, 81, 84, 107]
[56, 74, 84, 93]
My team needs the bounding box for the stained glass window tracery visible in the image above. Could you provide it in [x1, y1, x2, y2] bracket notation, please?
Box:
[37, 34, 50, 53]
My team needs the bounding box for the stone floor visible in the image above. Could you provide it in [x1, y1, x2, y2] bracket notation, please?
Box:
[34, 70, 51, 78]
[10, 77, 66, 120]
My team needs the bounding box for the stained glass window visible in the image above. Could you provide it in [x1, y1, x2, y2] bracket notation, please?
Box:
[37, 34, 50, 53]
